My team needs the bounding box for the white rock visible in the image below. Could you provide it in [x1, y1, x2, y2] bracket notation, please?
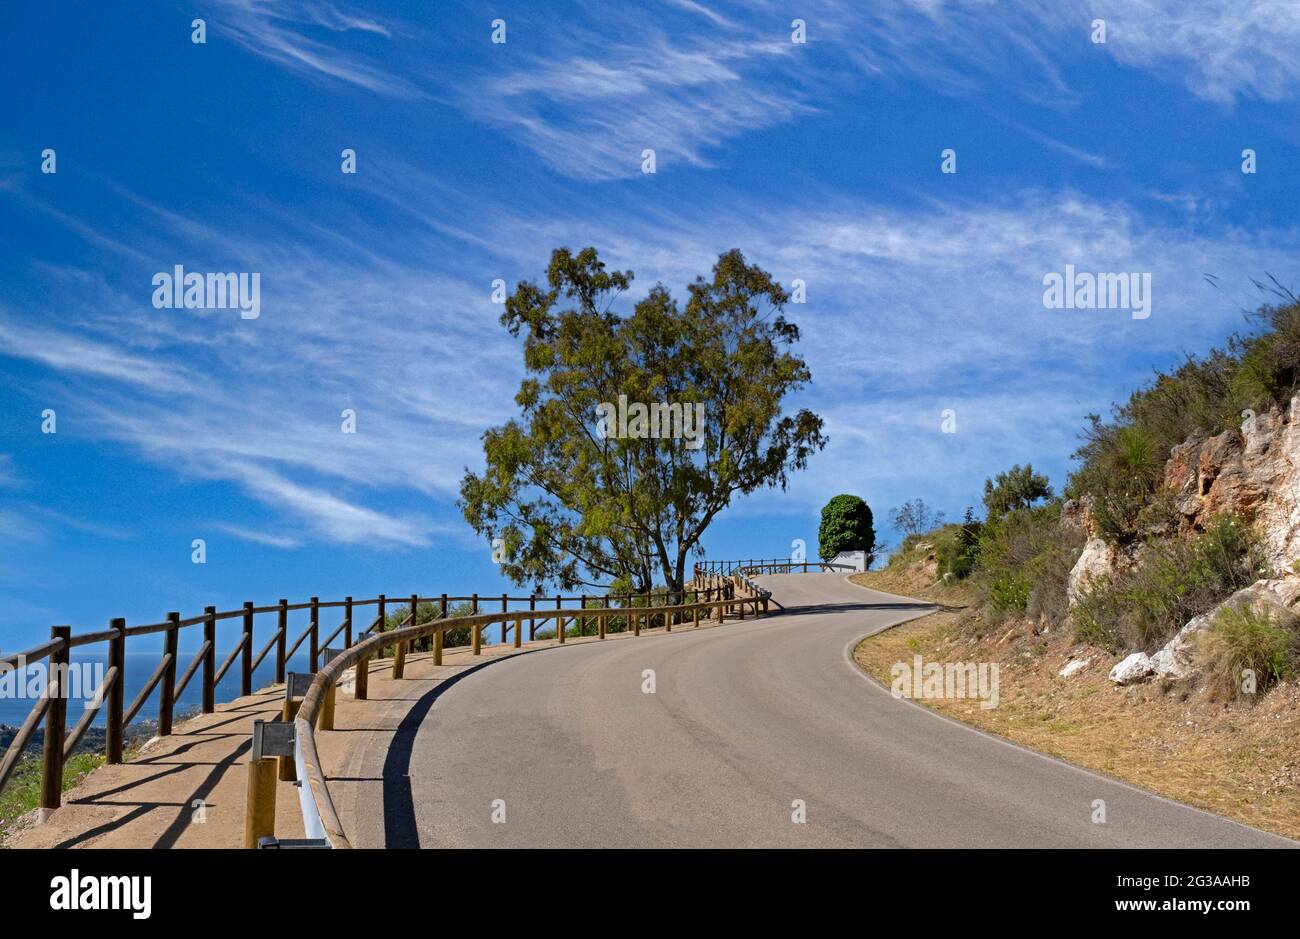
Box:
[1148, 577, 1300, 681]
[1109, 652, 1154, 685]
[1059, 658, 1091, 678]
[1067, 538, 1113, 608]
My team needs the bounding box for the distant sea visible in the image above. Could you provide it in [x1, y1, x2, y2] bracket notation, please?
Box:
[0, 650, 312, 730]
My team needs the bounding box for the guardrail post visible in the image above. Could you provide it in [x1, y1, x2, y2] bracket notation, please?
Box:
[106, 618, 125, 763]
[279, 684, 300, 782]
[40, 625, 71, 815]
[276, 599, 287, 684]
[598, 603, 606, 640]
[309, 597, 320, 672]
[436, 593, 447, 666]
[513, 611, 522, 649]
[556, 594, 564, 643]
[355, 613, 370, 702]
[394, 595, 414, 679]
[377, 594, 386, 658]
[472, 611, 482, 656]
[159, 612, 179, 736]
[245, 755, 277, 848]
[693, 600, 700, 628]
[241, 602, 254, 696]
[344, 596, 353, 647]
[202, 606, 217, 713]
[633, 596, 641, 637]
[528, 595, 536, 640]
[501, 594, 508, 644]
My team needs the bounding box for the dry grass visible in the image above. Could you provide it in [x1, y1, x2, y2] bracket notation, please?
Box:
[850, 568, 1300, 841]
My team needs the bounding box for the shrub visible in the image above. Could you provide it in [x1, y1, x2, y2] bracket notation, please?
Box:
[1072, 516, 1268, 652]
[935, 510, 982, 579]
[1196, 602, 1298, 700]
[818, 494, 876, 561]
[972, 503, 1079, 620]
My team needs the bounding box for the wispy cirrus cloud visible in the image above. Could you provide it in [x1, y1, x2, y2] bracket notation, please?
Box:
[205, 0, 419, 97]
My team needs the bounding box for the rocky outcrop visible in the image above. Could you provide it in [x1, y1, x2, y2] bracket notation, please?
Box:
[1164, 396, 1300, 573]
[1067, 536, 1141, 608]
[1108, 576, 1300, 685]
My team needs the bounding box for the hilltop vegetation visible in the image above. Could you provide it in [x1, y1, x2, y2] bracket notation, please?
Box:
[878, 298, 1300, 696]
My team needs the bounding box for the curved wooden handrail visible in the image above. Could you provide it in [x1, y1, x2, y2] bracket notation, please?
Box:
[292, 589, 771, 848]
[0, 571, 770, 822]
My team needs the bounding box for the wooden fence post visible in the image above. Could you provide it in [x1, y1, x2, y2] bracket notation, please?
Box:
[501, 594, 508, 644]
[159, 612, 179, 736]
[241, 602, 254, 696]
[377, 594, 386, 658]
[514, 611, 522, 648]
[436, 593, 447, 666]
[355, 600, 370, 701]
[344, 597, 353, 647]
[106, 618, 125, 764]
[40, 625, 71, 813]
[276, 599, 288, 685]
[202, 606, 217, 713]
[309, 597, 320, 672]
[529, 595, 536, 641]
[244, 754, 277, 849]
[556, 594, 564, 644]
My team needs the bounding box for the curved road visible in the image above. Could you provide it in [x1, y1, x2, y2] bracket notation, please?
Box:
[352, 573, 1294, 848]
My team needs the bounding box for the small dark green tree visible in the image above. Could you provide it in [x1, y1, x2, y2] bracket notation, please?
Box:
[982, 464, 1052, 519]
[818, 494, 876, 561]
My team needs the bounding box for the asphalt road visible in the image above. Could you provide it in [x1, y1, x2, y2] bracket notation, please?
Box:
[358, 573, 1295, 848]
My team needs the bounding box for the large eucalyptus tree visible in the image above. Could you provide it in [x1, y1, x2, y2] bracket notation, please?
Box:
[459, 246, 825, 598]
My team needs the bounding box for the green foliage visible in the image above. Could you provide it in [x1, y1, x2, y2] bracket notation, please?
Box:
[460, 246, 826, 596]
[818, 494, 876, 561]
[889, 498, 946, 538]
[1072, 517, 1268, 652]
[1068, 300, 1300, 541]
[1197, 603, 1298, 700]
[982, 464, 1053, 519]
[386, 600, 476, 649]
[973, 503, 1078, 619]
[935, 508, 982, 579]
[1, 751, 104, 845]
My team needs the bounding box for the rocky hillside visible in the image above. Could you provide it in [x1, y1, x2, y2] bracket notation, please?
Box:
[1063, 396, 1300, 690]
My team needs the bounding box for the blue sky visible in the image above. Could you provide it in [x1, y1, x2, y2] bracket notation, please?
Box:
[3, 0, 1300, 651]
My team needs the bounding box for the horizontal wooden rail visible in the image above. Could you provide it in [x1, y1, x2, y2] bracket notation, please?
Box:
[172, 641, 211, 702]
[62, 666, 119, 760]
[122, 652, 173, 728]
[1, 571, 767, 822]
[291, 589, 769, 848]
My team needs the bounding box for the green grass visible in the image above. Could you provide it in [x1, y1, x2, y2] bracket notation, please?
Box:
[1197, 603, 1299, 700]
[0, 750, 106, 846]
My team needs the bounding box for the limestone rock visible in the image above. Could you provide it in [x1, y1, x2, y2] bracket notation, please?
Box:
[1109, 652, 1154, 685]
